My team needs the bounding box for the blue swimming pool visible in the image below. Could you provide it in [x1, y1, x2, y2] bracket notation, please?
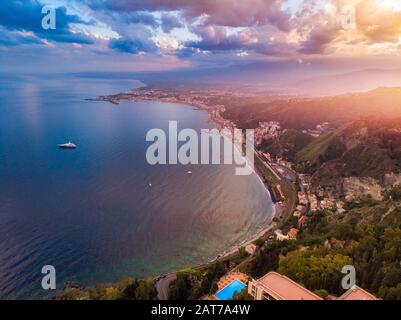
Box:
[214, 279, 247, 300]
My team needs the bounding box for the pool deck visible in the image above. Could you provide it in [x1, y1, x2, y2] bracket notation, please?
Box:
[217, 272, 248, 290]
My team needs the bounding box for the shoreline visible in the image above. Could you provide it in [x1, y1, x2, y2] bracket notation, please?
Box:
[208, 157, 282, 262]
[89, 87, 282, 268]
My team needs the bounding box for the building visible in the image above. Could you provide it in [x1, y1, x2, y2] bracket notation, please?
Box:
[245, 243, 257, 255]
[248, 272, 322, 300]
[248, 272, 378, 301]
[274, 228, 298, 241]
[274, 229, 289, 241]
[298, 174, 312, 190]
[309, 194, 319, 211]
[320, 197, 335, 210]
[297, 216, 307, 230]
[288, 228, 298, 240]
[255, 121, 281, 145]
[338, 286, 378, 300]
[298, 192, 308, 205]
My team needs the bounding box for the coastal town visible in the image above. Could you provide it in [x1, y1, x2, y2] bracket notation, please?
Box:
[81, 86, 399, 301]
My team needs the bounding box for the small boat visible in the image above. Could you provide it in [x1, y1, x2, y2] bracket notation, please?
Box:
[58, 141, 77, 149]
[187, 171, 193, 174]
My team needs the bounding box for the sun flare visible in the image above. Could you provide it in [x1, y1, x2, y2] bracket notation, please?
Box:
[380, 0, 401, 10]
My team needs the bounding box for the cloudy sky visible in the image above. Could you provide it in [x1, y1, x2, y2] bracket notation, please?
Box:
[1, 0, 401, 74]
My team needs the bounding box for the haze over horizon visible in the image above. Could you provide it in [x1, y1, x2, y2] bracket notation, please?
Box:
[1, 0, 401, 94]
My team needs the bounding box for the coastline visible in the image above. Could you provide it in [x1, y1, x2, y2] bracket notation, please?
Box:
[89, 86, 283, 268]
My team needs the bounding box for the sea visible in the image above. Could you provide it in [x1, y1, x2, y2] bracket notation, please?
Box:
[0, 74, 274, 299]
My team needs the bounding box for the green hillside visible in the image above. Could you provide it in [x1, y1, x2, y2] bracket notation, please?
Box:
[241, 194, 401, 300]
[260, 129, 315, 161]
[224, 87, 401, 129]
[295, 118, 401, 180]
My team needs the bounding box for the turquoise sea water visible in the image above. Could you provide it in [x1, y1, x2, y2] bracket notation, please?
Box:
[0, 74, 274, 299]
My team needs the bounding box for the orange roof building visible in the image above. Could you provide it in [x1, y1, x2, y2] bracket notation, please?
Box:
[248, 272, 322, 300]
[288, 228, 298, 239]
[248, 272, 378, 301]
[338, 286, 378, 300]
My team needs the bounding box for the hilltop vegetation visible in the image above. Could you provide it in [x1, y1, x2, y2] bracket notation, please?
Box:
[295, 118, 401, 182]
[241, 194, 401, 299]
[224, 87, 401, 129]
[260, 129, 315, 162]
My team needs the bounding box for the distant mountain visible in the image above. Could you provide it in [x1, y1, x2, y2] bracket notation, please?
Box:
[224, 87, 401, 129]
[76, 67, 401, 96]
[298, 69, 401, 96]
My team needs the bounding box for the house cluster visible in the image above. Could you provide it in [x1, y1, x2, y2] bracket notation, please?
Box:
[290, 175, 347, 239]
[255, 121, 282, 145]
[298, 190, 345, 213]
[320, 197, 346, 212]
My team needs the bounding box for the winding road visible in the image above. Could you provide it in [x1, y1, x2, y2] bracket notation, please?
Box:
[155, 273, 177, 300]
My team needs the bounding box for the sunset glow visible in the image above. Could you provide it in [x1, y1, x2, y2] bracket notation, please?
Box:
[1, 0, 401, 74]
[380, 0, 401, 10]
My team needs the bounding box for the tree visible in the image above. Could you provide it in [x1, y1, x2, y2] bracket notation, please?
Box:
[314, 289, 329, 299]
[382, 228, 401, 261]
[169, 270, 195, 300]
[278, 249, 352, 294]
[102, 287, 121, 300]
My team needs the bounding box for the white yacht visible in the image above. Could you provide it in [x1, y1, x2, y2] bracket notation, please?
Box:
[58, 141, 77, 149]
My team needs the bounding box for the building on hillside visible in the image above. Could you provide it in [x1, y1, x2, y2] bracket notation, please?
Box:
[288, 228, 298, 240]
[255, 121, 281, 145]
[277, 158, 293, 169]
[298, 174, 312, 190]
[274, 229, 289, 241]
[248, 272, 321, 300]
[338, 286, 378, 300]
[320, 197, 335, 210]
[298, 192, 308, 205]
[245, 243, 257, 255]
[309, 194, 319, 211]
[336, 200, 346, 213]
[274, 228, 298, 241]
[248, 272, 378, 301]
